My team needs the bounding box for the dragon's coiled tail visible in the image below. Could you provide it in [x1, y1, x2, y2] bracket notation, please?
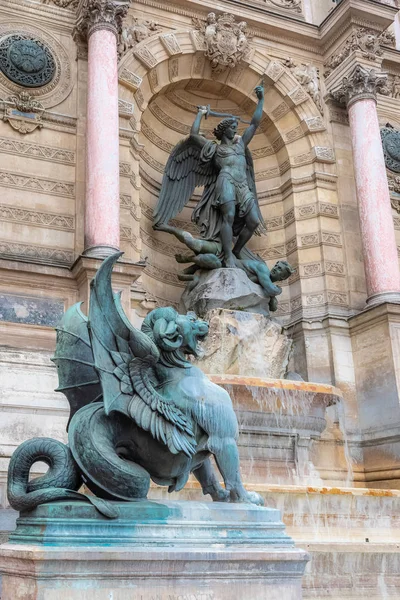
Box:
[7, 438, 83, 512]
[68, 403, 151, 502]
[7, 438, 118, 519]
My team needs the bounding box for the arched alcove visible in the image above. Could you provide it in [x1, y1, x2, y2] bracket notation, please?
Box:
[118, 30, 338, 315]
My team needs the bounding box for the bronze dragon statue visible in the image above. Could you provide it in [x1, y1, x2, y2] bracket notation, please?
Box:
[7, 252, 262, 518]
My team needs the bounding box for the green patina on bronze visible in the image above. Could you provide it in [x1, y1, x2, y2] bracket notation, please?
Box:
[7, 252, 263, 518]
[153, 84, 267, 269]
[0, 35, 56, 88]
[152, 82, 294, 308]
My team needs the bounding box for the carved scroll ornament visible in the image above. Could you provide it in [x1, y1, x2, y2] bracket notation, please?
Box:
[2, 91, 44, 134]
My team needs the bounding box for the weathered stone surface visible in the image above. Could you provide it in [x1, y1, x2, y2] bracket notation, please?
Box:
[180, 268, 273, 317]
[194, 308, 292, 379]
[0, 500, 309, 600]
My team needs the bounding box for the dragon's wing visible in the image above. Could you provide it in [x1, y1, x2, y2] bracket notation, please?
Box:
[88, 252, 158, 416]
[153, 137, 217, 226]
[52, 303, 102, 431]
[89, 253, 197, 457]
[245, 146, 267, 236]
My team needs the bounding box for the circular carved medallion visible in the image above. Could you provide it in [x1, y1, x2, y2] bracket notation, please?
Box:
[0, 35, 55, 88]
[381, 126, 400, 173]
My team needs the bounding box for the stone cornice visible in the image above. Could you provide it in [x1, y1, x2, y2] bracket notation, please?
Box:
[331, 64, 388, 108]
[320, 0, 398, 54]
[131, 0, 399, 58]
[0, 0, 75, 33]
[131, 0, 321, 54]
[75, 0, 131, 40]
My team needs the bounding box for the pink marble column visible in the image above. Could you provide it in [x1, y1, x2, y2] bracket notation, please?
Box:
[337, 66, 400, 306]
[78, 0, 129, 259]
[85, 28, 120, 257]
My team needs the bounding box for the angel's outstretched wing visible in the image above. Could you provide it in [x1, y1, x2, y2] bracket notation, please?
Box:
[245, 146, 267, 236]
[153, 137, 217, 226]
[88, 252, 197, 457]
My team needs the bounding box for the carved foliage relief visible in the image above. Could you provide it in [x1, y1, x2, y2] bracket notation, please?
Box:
[2, 92, 45, 134]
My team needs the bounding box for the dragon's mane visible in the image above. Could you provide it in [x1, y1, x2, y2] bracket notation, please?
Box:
[142, 307, 190, 368]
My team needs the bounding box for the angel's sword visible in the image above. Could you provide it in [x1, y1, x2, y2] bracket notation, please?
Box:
[200, 105, 251, 124]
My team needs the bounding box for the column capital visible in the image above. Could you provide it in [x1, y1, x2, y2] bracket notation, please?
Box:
[75, 0, 130, 40]
[330, 65, 388, 108]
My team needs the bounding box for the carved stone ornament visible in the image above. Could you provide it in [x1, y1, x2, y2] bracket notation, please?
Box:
[118, 18, 161, 58]
[76, 0, 131, 40]
[381, 124, 400, 173]
[2, 91, 44, 134]
[269, 0, 301, 11]
[388, 172, 400, 214]
[41, 0, 79, 7]
[391, 196, 400, 213]
[0, 35, 56, 88]
[388, 172, 400, 195]
[283, 59, 324, 114]
[331, 65, 388, 108]
[324, 28, 395, 78]
[192, 12, 251, 73]
[377, 73, 400, 99]
[0, 24, 73, 110]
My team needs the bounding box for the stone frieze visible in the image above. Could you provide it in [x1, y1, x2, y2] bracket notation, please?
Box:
[324, 28, 395, 78]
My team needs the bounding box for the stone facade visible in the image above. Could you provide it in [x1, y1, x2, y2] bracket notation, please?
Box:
[2, 0, 400, 596]
[1, 0, 400, 489]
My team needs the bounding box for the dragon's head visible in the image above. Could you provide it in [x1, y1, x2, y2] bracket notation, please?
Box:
[142, 307, 208, 366]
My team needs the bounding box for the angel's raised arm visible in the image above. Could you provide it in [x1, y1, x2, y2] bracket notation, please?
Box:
[242, 84, 265, 148]
[190, 106, 209, 148]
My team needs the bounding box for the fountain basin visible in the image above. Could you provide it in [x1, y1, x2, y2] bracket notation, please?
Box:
[210, 375, 344, 486]
[211, 375, 342, 437]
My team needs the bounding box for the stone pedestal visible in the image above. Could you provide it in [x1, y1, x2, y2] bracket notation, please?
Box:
[0, 500, 309, 600]
[349, 302, 400, 488]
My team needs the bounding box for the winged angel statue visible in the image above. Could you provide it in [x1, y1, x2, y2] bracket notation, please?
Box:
[7, 253, 262, 518]
[154, 83, 267, 269]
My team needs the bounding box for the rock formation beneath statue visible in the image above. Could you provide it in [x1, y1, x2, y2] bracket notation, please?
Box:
[193, 308, 292, 379]
[180, 268, 276, 317]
